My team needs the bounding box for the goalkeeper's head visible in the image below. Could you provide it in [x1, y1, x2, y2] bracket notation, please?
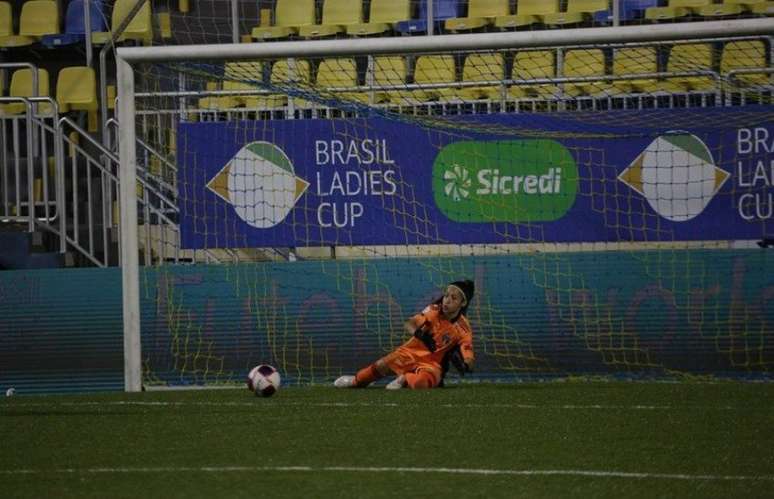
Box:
[446, 279, 475, 317]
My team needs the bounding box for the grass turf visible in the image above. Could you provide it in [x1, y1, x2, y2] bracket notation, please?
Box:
[1, 382, 773, 498]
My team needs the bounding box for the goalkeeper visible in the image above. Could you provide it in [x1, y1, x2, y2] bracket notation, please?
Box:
[334, 279, 475, 390]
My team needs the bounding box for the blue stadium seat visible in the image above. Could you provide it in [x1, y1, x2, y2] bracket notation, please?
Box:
[620, 0, 660, 21]
[395, 0, 462, 35]
[41, 0, 106, 48]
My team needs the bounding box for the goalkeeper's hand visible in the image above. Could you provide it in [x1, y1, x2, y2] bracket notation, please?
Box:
[413, 325, 436, 352]
[449, 346, 472, 376]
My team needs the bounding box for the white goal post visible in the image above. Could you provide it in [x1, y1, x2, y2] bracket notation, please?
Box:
[116, 18, 774, 392]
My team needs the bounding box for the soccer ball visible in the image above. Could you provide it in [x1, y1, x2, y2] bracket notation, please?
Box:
[247, 365, 281, 397]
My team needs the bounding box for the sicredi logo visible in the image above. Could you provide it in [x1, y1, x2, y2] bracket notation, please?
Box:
[618, 133, 729, 222]
[207, 142, 309, 229]
[433, 140, 578, 223]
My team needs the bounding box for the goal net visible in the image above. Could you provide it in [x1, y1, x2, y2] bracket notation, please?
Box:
[119, 21, 774, 390]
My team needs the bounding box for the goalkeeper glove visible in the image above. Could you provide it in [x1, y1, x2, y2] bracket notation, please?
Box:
[449, 346, 472, 376]
[413, 325, 436, 352]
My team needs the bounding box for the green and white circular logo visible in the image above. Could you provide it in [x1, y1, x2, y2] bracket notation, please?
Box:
[618, 133, 729, 222]
[207, 142, 309, 229]
[444, 164, 472, 201]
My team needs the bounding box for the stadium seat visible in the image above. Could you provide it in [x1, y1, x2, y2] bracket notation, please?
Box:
[0, 1, 60, 48]
[412, 55, 457, 102]
[396, 0, 461, 35]
[298, 0, 362, 38]
[243, 59, 312, 109]
[543, 0, 610, 26]
[0, 2, 12, 38]
[620, 0, 660, 21]
[0, 68, 52, 115]
[563, 49, 607, 97]
[56, 66, 99, 131]
[509, 50, 558, 99]
[445, 0, 510, 32]
[373, 56, 410, 104]
[461, 53, 506, 100]
[645, 0, 712, 21]
[610, 47, 661, 94]
[495, 0, 560, 29]
[751, 1, 774, 13]
[251, 0, 315, 40]
[198, 62, 264, 110]
[697, 0, 745, 16]
[346, 0, 411, 36]
[316, 58, 368, 103]
[662, 43, 716, 92]
[92, 0, 153, 46]
[42, 0, 107, 48]
[721, 40, 771, 87]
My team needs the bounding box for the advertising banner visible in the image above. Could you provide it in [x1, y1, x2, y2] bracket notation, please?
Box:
[177, 107, 773, 248]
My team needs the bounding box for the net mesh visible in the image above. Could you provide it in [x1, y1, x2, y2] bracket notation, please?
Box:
[130, 35, 774, 387]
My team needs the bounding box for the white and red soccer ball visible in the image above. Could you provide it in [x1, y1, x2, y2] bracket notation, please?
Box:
[247, 365, 281, 397]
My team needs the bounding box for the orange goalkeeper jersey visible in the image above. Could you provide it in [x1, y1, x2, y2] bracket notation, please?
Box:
[383, 304, 474, 376]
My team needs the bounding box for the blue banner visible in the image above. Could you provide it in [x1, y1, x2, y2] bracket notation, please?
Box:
[178, 107, 773, 248]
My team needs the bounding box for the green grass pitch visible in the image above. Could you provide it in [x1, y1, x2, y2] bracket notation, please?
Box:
[2, 382, 773, 498]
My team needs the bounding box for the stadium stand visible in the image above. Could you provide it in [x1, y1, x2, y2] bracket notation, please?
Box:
[697, 0, 746, 16]
[373, 56, 410, 104]
[0, 1, 11, 38]
[346, 0, 412, 36]
[298, 0, 363, 38]
[243, 59, 312, 111]
[445, 0, 511, 32]
[494, 0, 560, 29]
[0, 0, 59, 48]
[251, 0, 316, 40]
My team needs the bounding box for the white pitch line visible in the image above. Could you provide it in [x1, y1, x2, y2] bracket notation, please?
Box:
[1, 400, 737, 411]
[1, 466, 773, 482]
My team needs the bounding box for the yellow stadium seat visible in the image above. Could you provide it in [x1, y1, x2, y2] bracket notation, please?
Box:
[698, 0, 745, 16]
[0, 1, 59, 48]
[298, 0, 362, 39]
[610, 47, 661, 95]
[495, 0, 560, 28]
[543, 0, 609, 26]
[0, 69, 51, 116]
[461, 53, 505, 100]
[412, 55, 457, 102]
[751, 0, 774, 13]
[92, 0, 153, 46]
[198, 62, 264, 110]
[243, 59, 311, 109]
[373, 56, 409, 104]
[0, 2, 12, 37]
[563, 49, 607, 97]
[662, 43, 716, 92]
[57, 66, 99, 131]
[316, 58, 368, 103]
[445, 0, 510, 32]
[346, 0, 411, 36]
[510, 50, 558, 99]
[252, 0, 315, 40]
[721, 40, 771, 87]
[645, 0, 711, 21]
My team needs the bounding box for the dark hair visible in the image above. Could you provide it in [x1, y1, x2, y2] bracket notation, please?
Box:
[432, 279, 475, 321]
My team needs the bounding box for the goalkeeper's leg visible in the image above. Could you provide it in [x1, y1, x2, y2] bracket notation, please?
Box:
[405, 368, 440, 389]
[335, 358, 394, 388]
